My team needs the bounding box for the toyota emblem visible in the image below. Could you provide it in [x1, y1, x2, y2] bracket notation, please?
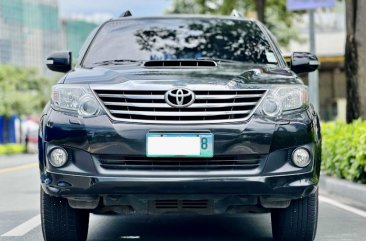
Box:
[165, 88, 195, 108]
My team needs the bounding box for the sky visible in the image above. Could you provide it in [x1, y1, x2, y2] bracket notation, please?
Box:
[57, 0, 172, 22]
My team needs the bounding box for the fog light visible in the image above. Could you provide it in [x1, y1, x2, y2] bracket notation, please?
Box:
[292, 148, 310, 167]
[49, 148, 68, 167]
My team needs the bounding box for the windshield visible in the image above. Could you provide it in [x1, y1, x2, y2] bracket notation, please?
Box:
[82, 18, 279, 67]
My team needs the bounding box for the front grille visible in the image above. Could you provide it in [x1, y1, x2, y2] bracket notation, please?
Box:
[93, 89, 267, 123]
[97, 155, 263, 171]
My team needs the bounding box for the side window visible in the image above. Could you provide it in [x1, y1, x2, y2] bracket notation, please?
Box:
[266, 31, 289, 66]
[76, 27, 99, 66]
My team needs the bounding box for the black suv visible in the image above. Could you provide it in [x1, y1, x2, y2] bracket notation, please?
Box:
[40, 15, 321, 241]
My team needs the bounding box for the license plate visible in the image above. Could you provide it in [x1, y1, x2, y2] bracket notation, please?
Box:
[146, 133, 214, 158]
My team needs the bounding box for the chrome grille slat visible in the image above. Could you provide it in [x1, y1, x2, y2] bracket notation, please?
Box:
[94, 89, 267, 123]
[195, 94, 263, 99]
[109, 110, 251, 116]
[104, 102, 258, 108]
[98, 94, 165, 99]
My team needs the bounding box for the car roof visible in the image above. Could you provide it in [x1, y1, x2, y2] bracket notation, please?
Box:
[106, 15, 256, 24]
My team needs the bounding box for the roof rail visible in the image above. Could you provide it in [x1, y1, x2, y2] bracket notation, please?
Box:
[231, 9, 243, 18]
[120, 10, 132, 18]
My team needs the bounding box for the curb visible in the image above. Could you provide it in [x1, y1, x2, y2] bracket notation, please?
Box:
[319, 174, 366, 207]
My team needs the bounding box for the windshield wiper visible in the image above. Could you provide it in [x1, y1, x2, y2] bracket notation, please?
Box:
[92, 59, 141, 66]
[196, 57, 243, 63]
[197, 58, 277, 66]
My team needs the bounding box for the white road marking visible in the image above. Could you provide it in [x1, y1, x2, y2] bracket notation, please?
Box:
[1, 215, 41, 237]
[320, 195, 366, 218]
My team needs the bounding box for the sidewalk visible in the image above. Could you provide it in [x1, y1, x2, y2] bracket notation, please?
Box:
[320, 174, 366, 210]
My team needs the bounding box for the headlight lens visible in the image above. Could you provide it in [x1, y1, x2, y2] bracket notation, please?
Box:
[262, 86, 308, 116]
[78, 95, 100, 117]
[262, 97, 282, 116]
[51, 85, 100, 117]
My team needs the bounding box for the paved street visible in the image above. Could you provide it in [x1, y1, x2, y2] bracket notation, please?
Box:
[1, 154, 366, 241]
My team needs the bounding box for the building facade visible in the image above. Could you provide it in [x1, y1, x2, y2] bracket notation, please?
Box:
[0, 0, 62, 72]
[0, 0, 99, 72]
[61, 19, 97, 60]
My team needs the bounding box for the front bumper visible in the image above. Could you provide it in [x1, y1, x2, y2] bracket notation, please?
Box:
[41, 142, 319, 213]
[42, 170, 317, 197]
[39, 107, 321, 213]
[41, 170, 318, 214]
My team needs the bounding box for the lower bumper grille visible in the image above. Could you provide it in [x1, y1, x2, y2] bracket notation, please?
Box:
[154, 200, 209, 209]
[96, 155, 264, 171]
[151, 199, 211, 212]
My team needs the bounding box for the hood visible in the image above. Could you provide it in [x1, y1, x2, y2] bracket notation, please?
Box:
[62, 63, 303, 90]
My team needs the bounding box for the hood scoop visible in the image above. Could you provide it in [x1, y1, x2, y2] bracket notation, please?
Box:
[144, 60, 217, 68]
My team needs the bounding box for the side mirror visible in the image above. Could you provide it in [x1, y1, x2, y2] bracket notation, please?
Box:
[46, 51, 72, 73]
[290, 52, 319, 74]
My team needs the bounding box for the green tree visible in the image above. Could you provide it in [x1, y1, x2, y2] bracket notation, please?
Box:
[345, 0, 366, 122]
[0, 65, 54, 117]
[167, 0, 303, 46]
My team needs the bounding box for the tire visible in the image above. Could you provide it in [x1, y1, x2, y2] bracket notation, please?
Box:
[271, 190, 318, 241]
[41, 188, 90, 241]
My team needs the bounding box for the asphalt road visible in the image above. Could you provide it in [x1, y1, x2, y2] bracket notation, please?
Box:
[1, 154, 366, 241]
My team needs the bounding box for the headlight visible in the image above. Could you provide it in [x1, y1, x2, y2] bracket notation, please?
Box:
[262, 86, 308, 116]
[51, 85, 100, 117]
